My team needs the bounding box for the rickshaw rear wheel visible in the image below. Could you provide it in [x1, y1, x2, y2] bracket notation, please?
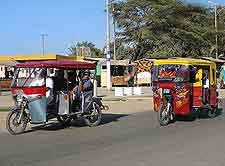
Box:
[6, 111, 28, 135]
[158, 103, 172, 126]
[57, 115, 72, 126]
[84, 103, 102, 127]
[207, 108, 217, 118]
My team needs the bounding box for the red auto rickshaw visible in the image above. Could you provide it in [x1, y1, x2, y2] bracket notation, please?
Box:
[152, 58, 219, 126]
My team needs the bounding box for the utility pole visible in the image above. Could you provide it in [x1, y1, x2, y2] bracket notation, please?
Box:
[112, 2, 116, 60]
[41, 33, 48, 56]
[215, 5, 218, 59]
[208, 1, 218, 59]
[106, 0, 112, 90]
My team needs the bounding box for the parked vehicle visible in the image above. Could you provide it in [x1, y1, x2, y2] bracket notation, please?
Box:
[6, 60, 108, 135]
[152, 58, 218, 126]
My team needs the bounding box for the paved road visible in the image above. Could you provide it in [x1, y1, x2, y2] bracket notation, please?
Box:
[0, 99, 225, 166]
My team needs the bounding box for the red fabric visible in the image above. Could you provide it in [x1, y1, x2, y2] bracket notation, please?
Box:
[17, 60, 96, 69]
[11, 87, 46, 96]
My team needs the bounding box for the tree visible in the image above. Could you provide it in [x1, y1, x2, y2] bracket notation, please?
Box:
[68, 41, 102, 57]
[113, 0, 220, 60]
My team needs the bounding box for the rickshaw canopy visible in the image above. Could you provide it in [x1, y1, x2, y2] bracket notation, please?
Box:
[154, 58, 216, 66]
[16, 60, 96, 69]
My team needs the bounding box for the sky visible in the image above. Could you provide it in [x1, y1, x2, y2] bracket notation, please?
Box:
[0, 0, 106, 55]
[0, 0, 224, 56]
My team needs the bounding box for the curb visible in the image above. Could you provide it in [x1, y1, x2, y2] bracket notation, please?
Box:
[102, 96, 152, 102]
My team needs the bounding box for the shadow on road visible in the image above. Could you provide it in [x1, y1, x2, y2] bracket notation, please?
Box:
[101, 113, 129, 125]
[26, 113, 129, 133]
[174, 108, 223, 123]
[175, 115, 196, 122]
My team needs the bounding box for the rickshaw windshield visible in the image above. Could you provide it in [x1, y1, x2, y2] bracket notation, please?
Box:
[152, 65, 189, 82]
[11, 67, 46, 88]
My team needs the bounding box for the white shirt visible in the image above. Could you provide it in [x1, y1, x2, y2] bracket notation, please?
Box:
[46, 77, 53, 98]
[203, 79, 209, 88]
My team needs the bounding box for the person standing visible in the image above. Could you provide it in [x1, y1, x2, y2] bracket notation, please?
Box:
[202, 71, 209, 104]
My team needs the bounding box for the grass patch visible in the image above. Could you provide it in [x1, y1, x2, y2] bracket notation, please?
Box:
[0, 108, 10, 112]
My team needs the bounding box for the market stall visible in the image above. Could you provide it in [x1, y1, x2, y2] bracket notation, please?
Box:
[134, 58, 154, 86]
[99, 59, 135, 87]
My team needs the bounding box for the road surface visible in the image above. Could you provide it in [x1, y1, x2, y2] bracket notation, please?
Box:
[0, 99, 225, 166]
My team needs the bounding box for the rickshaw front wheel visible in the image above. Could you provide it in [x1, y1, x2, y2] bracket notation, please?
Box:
[6, 111, 28, 135]
[84, 103, 102, 127]
[158, 103, 172, 126]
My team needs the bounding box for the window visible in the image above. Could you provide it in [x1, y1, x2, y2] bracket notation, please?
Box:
[155, 65, 189, 82]
[11, 67, 46, 87]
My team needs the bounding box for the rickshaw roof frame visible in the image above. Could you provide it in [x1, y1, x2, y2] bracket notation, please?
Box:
[154, 58, 216, 66]
[16, 60, 96, 69]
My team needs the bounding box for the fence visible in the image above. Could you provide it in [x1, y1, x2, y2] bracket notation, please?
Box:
[0, 79, 11, 95]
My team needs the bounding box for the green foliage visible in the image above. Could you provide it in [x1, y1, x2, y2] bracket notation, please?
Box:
[68, 41, 102, 57]
[113, 0, 225, 60]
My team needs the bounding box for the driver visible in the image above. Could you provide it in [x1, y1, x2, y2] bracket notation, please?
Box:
[71, 70, 93, 112]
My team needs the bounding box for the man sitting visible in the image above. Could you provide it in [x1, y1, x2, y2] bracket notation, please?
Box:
[53, 70, 68, 92]
[71, 70, 93, 112]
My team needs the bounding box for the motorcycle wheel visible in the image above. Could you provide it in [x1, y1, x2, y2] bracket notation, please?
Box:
[158, 103, 171, 126]
[84, 103, 102, 127]
[6, 111, 28, 135]
[57, 115, 72, 126]
[208, 108, 216, 118]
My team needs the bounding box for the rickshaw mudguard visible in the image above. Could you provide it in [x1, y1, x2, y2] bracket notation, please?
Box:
[28, 95, 47, 123]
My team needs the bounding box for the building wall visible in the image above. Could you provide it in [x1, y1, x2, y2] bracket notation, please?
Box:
[0, 65, 5, 78]
[0, 65, 14, 79]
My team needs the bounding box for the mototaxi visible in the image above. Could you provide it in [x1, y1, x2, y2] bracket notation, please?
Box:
[151, 58, 219, 126]
[7, 60, 106, 134]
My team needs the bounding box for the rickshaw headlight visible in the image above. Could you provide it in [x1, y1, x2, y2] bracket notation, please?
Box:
[16, 95, 23, 102]
[16, 95, 24, 107]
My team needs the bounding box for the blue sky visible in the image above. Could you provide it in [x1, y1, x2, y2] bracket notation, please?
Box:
[186, 0, 225, 5]
[0, 0, 106, 55]
[0, 0, 224, 55]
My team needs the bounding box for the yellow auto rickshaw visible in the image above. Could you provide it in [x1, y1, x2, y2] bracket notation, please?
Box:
[151, 58, 218, 126]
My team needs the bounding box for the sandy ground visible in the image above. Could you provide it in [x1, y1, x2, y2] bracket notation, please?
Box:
[0, 98, 153, 129]
[0, 87, 224, 129]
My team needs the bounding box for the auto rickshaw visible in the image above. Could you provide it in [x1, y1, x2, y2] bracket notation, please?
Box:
[151, 58, 218, 126]
[6, 60, 108, 134]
